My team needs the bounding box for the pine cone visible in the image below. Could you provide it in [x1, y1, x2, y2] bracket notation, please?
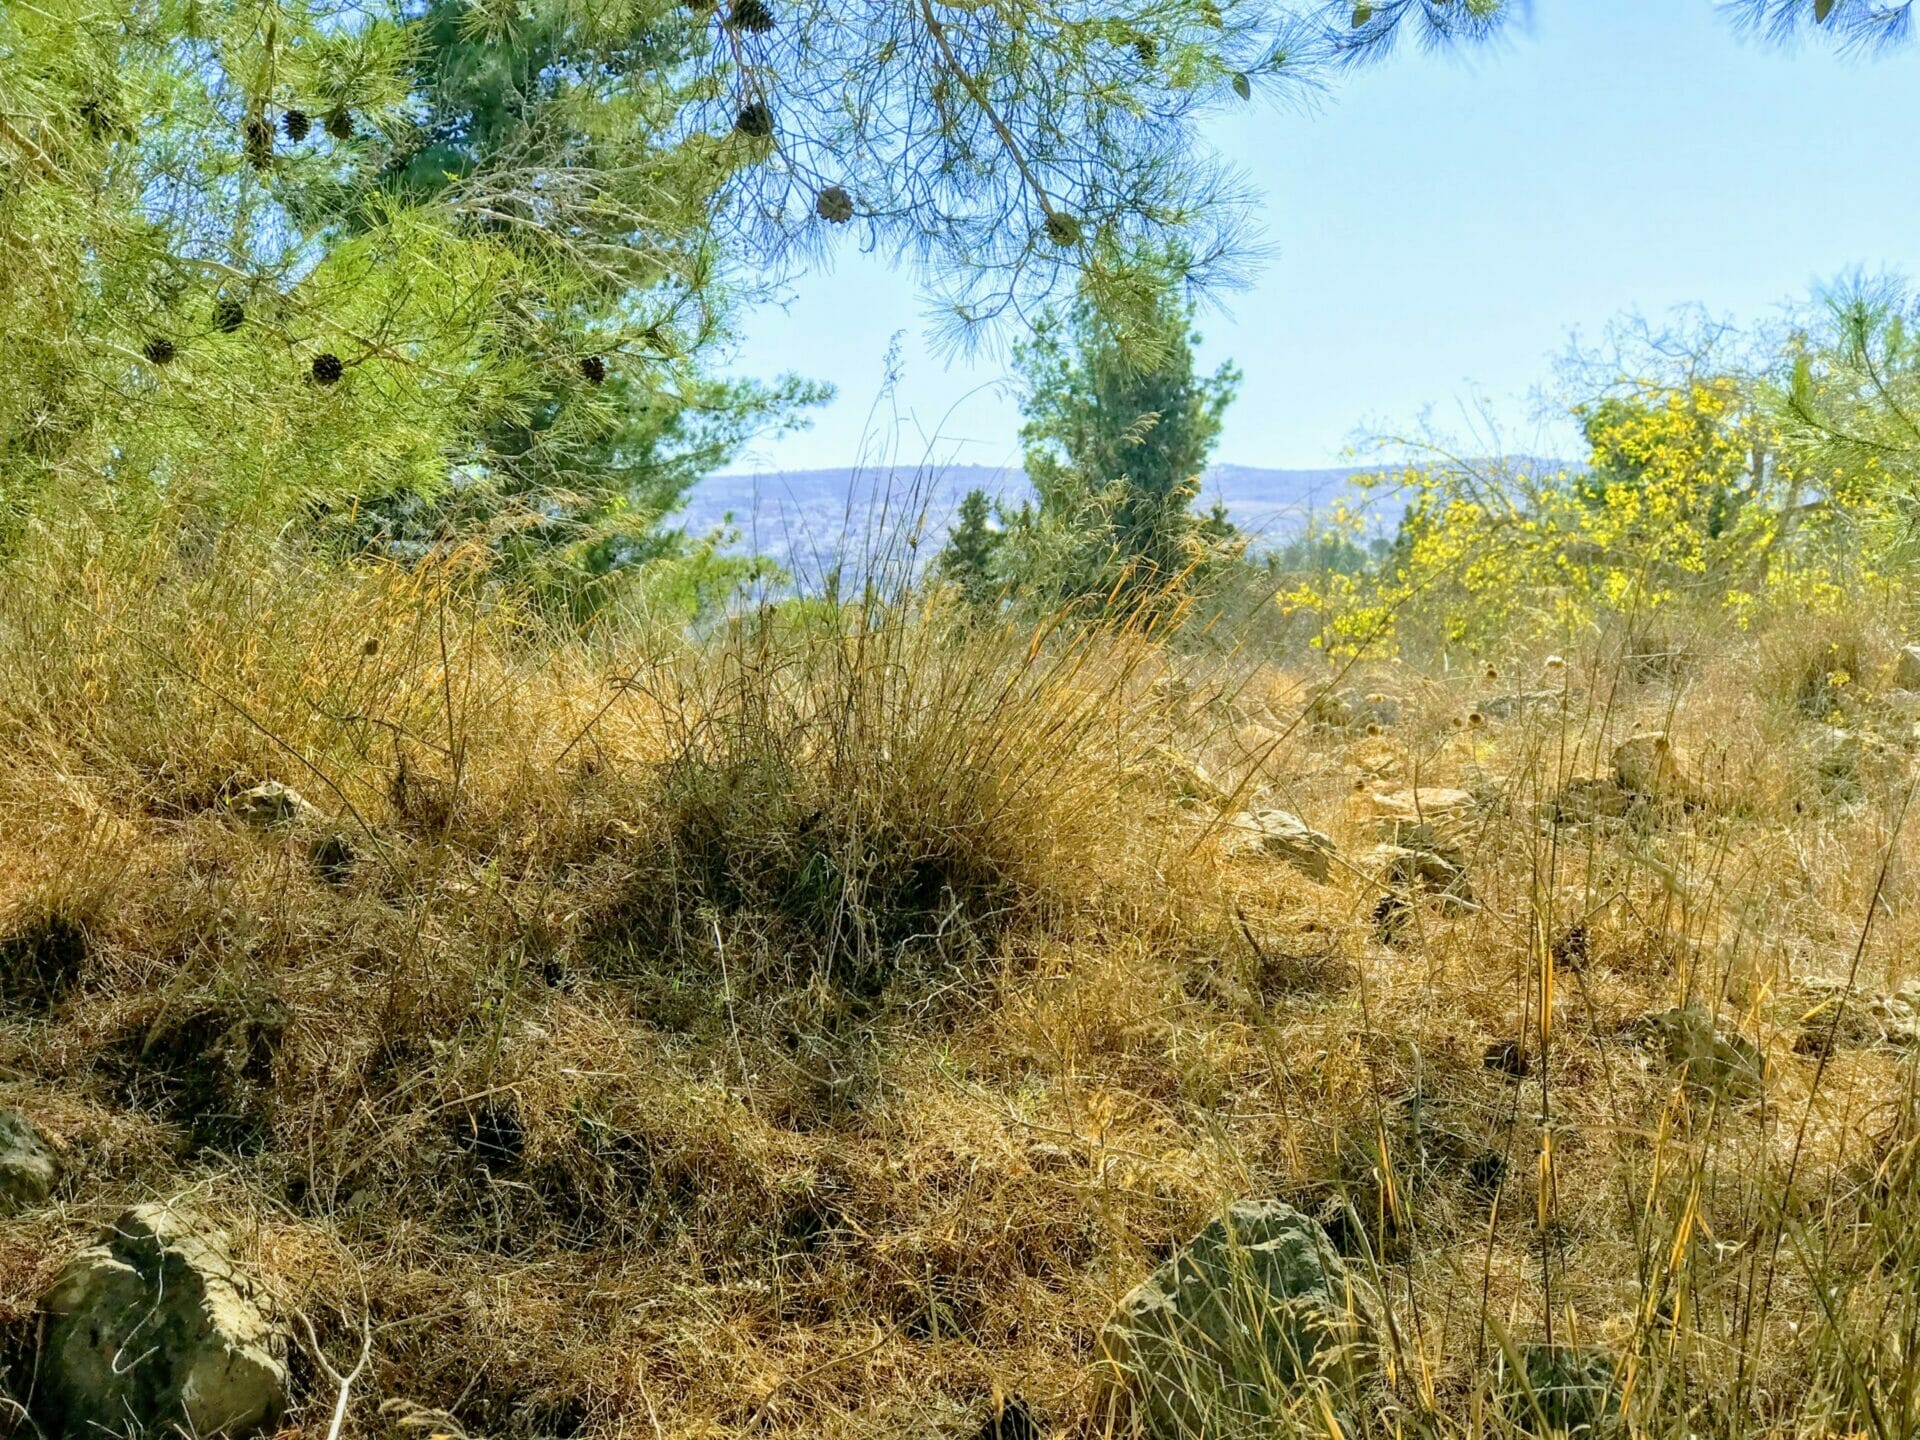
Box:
[580, 355, 607, 385]
[726, 0, 775, 34]
[814, 186, 854, 224]
[282, 109, 311, 142]
[143, 336, 177, 366]
[734, 102, 773, 138]
[311, 352, 344, 385]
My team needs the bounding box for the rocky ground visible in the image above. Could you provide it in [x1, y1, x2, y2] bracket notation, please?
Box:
[6, 606, 1920, 1440]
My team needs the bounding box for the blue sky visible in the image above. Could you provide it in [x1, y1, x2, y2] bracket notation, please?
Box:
[726, 2, 1917, 475]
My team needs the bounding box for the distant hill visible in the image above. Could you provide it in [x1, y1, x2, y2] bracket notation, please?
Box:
[681, 463, 1419, 574]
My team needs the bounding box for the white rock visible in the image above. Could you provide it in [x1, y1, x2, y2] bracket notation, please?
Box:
[1896, 644, 1920, 691]
[37, 1204, 289, 1440]
[1225, 810, 1337, 882]
[0, 1108, 59, 1212]
[228, 781, 319, 830]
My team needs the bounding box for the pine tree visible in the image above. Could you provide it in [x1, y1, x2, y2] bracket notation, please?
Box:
[0, 0, 1338, 569]
[1003, 267, 1241, 605]
[3, 0, 1878, 597]
[934, 489, 1006, 607]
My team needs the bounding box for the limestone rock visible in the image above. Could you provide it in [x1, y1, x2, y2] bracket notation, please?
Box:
[1368, 845, 1474, 909]
[1636, 1006, 1766, 1098]
[37, 1203, 288, 1440]
[1225, 810, 1336, 882]
[0, 1108, 60, 1212]
[1809, 726, 1870, 801]
[1610, 734, 1698, 805]
[1896, 643, 1920, 692]
[227, 781, 318, 830]
[1098, 1200, 1372, 1438]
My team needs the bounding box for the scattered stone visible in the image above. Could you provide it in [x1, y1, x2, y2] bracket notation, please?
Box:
[1369, 844, 1473, 909]
[36, 1204, 289, 1440]
[0, 1108, 60, 1212]
[1790, 978, 1920, 1056]
[228, 781, 319, 830]
[1224, 809, 1336, 882]
[1484, 1039, 1531, 1079]
[1501, 1344, 1620, 1437]
[1098, 1200, 1373, 1438]
[1610, 734, 1699, 805]
[1896, 643, 1920, 691]
[1635, 1005, 1766, 1098]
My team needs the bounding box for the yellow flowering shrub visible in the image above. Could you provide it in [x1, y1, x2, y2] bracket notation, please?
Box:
[1279, 377, 1887, 658]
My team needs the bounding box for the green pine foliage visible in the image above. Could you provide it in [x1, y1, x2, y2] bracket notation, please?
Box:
[934, 488, 1007, 608]
[1781, 279, 1920, 537]
[0, 0, 1441, 612]
[1001, 269, 1243, 605]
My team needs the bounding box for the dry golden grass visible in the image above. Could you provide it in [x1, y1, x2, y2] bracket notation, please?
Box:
[5, 537, 1920, 1440]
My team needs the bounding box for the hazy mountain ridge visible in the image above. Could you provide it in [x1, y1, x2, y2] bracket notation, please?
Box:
[681, 463, 1417, 567]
